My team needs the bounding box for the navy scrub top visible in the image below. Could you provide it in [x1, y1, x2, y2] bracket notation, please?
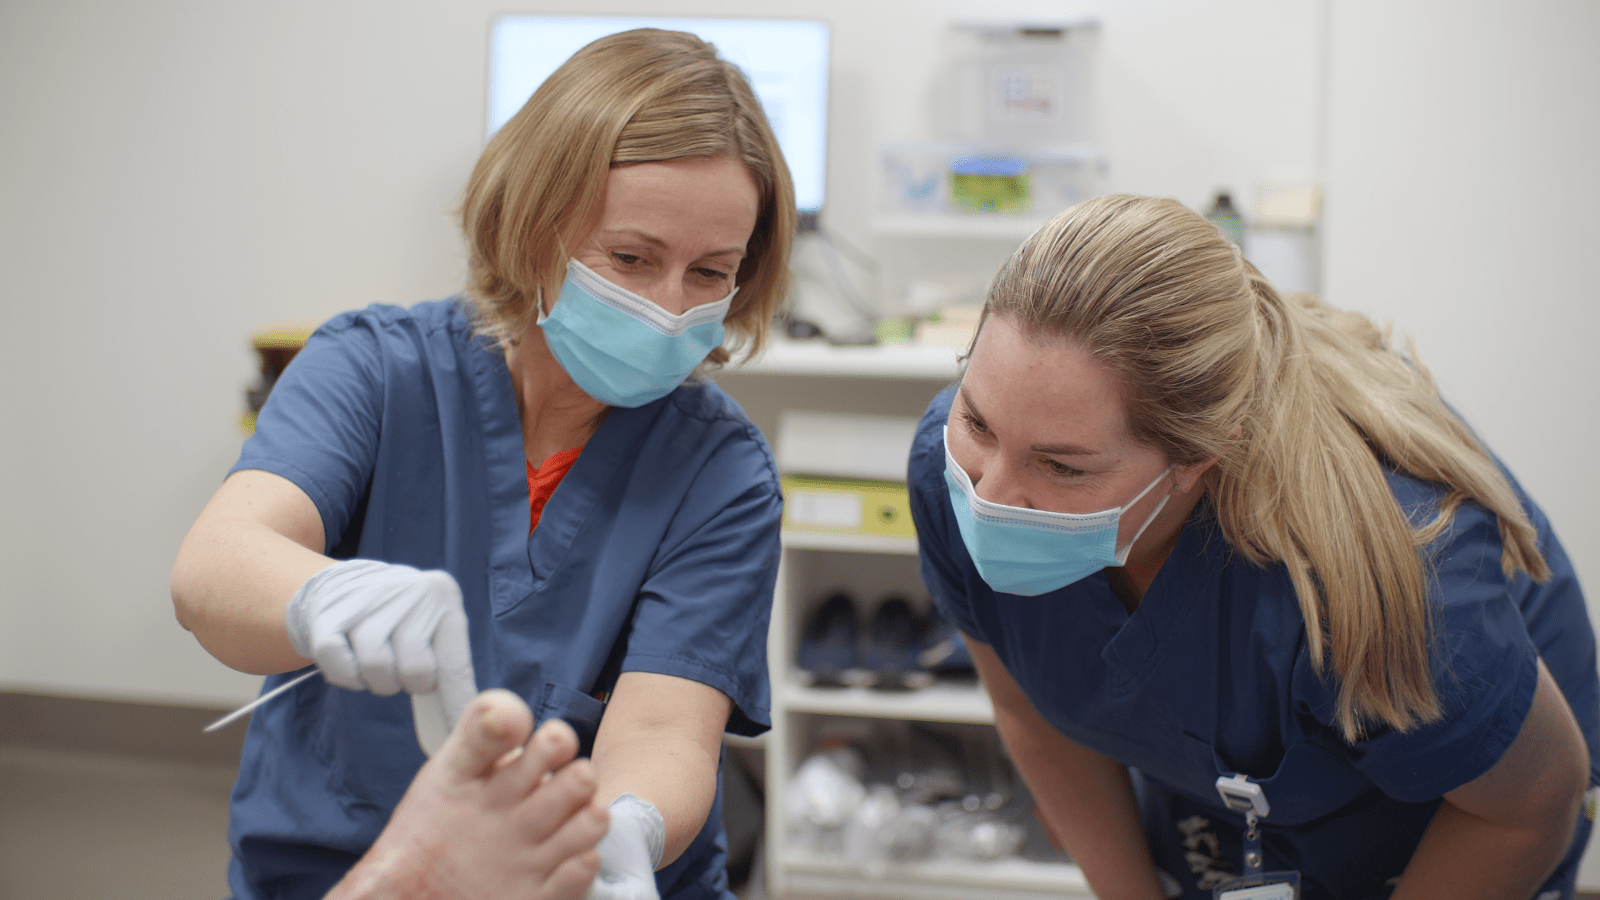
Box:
[909, 385, 1600, 899]
[224, 298, 780, 900]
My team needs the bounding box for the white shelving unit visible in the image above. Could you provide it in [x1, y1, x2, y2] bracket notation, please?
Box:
[765, 529, 1089, 900]
[740, 337, 966, 380]
[872, 213, 1052, 242]
[717, 345, 1090, 900]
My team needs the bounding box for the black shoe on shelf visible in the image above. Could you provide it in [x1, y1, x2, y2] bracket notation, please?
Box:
[862, 595, 932, 691]
[796, 591, 862, 687]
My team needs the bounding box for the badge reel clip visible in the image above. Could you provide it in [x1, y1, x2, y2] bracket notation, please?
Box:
[1212, 774, 1300, 900]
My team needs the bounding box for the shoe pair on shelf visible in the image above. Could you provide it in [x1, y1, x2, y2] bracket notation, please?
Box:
[796, 592, 974, 690]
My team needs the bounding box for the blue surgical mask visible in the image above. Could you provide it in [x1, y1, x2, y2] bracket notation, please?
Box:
[943, 427, 1173, 596]
[538, 259, 737, 408]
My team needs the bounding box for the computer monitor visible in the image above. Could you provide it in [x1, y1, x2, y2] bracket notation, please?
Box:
[488, 15, 831, 229]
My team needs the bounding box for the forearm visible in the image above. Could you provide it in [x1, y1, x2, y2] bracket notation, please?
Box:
[590, 672, 729, 867]
[1391, 798, 1576, 900]
[172, 515, 330, 673]
[592, 731, 718, 867]
[968, 639, 1163, 900]
[995, 705, 1165, 900]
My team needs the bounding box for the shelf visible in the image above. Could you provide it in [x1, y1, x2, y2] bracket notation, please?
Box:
[873, 213, 1052, 241]
[733, 337, 963, 380]
[781, 530, 919, 555]
[781, 680, 994, 724]
[782, 848, 1090, 900]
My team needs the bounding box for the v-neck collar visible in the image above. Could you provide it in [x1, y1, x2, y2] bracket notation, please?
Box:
[1093, 506, 1219, 696]
[467, 322, 657, 611]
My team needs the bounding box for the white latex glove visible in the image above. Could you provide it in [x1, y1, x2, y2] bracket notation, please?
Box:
[588, 793, 664, 900]
[285, 559, 477, 749]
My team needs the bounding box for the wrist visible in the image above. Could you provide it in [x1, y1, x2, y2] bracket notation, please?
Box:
[608, 793, 665, 869]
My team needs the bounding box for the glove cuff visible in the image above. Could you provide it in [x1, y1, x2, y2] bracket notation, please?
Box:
[610, 793, 665, 868]
[284, 558, 387, 657]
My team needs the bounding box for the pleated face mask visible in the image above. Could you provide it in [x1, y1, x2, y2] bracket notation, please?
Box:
[942, 427, 1173, 596]
[539, 259, 737, 408]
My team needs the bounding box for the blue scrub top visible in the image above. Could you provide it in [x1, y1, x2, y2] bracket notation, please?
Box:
[910, 385, 1600, 899]
[225, 298, 780, 900]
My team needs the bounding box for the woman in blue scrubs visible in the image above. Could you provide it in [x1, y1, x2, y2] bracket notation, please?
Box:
[171, 30, 792, 900]
[908, 194, 1599, 899]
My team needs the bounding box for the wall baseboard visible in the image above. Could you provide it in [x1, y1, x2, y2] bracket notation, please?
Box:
[0, 691, 245, 767]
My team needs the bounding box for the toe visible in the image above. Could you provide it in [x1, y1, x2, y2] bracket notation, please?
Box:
[440, 688, 534, 780]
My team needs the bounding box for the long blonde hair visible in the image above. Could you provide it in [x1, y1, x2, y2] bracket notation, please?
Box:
[983, 194, 1548, 740]
[459, 28, 796, 364]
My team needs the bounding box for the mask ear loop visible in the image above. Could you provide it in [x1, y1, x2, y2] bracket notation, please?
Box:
[535, 256, 570, 326]
[1112, 465, 1175, 565]
[534, 286, 552, 326]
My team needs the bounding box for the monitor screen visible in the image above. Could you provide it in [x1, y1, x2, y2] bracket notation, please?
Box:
[488, 15, 831, 219]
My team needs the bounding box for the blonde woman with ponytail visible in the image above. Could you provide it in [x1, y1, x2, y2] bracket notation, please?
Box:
[909, 195, 1597, 899]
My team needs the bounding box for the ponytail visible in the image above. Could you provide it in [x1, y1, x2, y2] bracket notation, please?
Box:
[990, 195, 1549, 740]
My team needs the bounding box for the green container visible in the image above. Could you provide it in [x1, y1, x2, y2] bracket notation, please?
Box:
[949, 156, 1030, 213]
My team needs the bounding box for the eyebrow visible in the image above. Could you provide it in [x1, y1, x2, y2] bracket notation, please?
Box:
[958, 385, 1101, 456]
[599, 228, 747, 260]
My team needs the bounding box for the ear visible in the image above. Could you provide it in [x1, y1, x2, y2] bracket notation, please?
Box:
[1173, 456, 1221, 494]
[1172, 424, 1242, 494]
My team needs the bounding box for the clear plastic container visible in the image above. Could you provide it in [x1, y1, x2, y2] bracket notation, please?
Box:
[880, 141, 1105, 218]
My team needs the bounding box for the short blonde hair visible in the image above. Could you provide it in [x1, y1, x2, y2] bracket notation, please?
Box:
[460, 28, 796, 364]
[981, 194, 1548, 740]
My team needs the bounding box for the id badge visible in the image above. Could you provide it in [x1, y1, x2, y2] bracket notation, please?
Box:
[1212, 775, 1299, 900]
[1212, 872, 1300, 900]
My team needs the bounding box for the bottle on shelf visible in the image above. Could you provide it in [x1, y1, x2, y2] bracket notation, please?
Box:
[1205, 190, 1245, 247]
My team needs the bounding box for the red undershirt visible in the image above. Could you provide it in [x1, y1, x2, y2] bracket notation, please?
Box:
[527, 447, 582, 533]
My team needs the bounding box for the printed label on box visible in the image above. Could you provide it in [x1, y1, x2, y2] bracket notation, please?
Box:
[786, 489, 864, 530]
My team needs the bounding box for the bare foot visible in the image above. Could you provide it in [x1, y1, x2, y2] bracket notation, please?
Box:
[327, 688, 609, 900]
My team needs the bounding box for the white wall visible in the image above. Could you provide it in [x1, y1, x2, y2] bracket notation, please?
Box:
[1322, 0, 1600, 592]
[0, 0, 1324, 707]
[3, 0, 1597, 881]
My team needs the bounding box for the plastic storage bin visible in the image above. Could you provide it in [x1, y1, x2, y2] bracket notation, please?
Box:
[941, 21, 1100, 146]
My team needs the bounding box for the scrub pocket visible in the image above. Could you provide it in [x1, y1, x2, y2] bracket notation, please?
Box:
[534, 681, 608, 756]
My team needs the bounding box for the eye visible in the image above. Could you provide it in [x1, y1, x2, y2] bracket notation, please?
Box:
[1042, 458, 1086, 478]
[959, 410, 991, 437]
[611, 251, 647, 268]
[692, 265, 734, 285]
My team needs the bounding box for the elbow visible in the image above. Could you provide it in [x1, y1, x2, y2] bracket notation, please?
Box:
[1514, 736, 1590, 854]
[1537, 705, 1593, 835]
[1513, 661, 1594, 840]
[1542, 754, 1590, 836]
[171, 585, 198, 635]
[169, 543, 203, 634]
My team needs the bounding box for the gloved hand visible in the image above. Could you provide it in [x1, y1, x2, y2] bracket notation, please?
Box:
[589, 793, 664, 900]
[285, 559, 477, 743]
